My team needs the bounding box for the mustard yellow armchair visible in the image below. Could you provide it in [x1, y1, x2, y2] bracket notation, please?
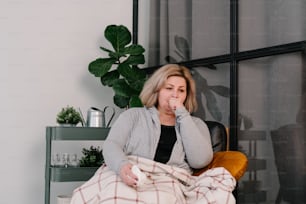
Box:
[193, 121, 248, 181]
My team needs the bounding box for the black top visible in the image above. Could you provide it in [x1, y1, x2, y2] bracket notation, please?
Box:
[154, 125, 177, 163]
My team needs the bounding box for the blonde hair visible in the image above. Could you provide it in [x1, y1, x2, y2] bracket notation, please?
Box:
[140, 64, 197, 113]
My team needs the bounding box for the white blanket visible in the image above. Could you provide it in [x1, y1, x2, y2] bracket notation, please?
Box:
[70, 156, 236, 204]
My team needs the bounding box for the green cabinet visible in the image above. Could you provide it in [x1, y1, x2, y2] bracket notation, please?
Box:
[44, 126, 110, 204]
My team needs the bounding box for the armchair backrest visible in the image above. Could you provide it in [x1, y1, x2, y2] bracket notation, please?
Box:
[205, 121, 228, 152]
[193, 121, 248, 180]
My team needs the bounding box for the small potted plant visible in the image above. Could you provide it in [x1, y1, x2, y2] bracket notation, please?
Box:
[79, 146, 104, 167]
[56, 106, 83, 126]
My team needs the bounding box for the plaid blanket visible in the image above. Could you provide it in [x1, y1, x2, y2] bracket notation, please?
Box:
[70, 156, 236, 204]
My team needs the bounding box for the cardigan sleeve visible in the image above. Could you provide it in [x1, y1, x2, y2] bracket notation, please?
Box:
[175, 107, 213, 169]
[102, 110, 133, 174]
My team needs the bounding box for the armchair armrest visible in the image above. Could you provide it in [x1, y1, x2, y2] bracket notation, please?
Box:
[193, 151, 248, 181]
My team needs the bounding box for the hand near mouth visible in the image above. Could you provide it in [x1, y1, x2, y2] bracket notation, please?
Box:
[168, 98, 183, 112]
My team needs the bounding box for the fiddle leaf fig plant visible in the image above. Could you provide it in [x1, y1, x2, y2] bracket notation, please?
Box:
[88, 25, 147, 108]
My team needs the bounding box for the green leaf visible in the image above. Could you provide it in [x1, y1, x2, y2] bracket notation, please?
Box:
[128, 78, 146, 92]
[109, 52, 125, 59]
[99, 46, 113, 53]
[117, 62, 131, 78]
[100, 70, 120, 86]
[123, 44, 145, 55]
[105, 25, 131, 52]
[125, 54, 145, 65]
[89, 155, 96, 163]
[118, 63, 146, 81]
[129, 96, 143, 107]
[112, 79, 137, 97]
[113, 95, 130, 108]
[88, 58, 116, 77]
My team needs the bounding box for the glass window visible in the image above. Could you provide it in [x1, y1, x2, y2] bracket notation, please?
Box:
[191, 0, 230, 59]
[192, 63, 230, 126]
[138, 1, 306, 202]
[146, 0, 230, 66]
[239, 0, 306, 51]
[237, 53, 306, 203]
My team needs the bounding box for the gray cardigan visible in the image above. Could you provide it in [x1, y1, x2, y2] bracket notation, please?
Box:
[103, 106, 213, 174]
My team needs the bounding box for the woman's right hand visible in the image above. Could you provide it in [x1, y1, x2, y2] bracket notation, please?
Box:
[169, 97, 184, 112]
[119, 163, 138, 187]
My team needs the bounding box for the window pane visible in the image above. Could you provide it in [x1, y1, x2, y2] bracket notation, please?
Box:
[239, 0, 306, 51]
[191, 0, 230, 59]
[147, 0, 230, 67]
[237, 52, 306, 203]
[192, 63, 230, 126]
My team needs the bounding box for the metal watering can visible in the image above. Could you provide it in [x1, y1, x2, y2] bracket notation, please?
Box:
[86, 106, 115, 128]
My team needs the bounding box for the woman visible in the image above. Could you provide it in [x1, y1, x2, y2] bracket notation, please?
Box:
[103, 63, 213, 186]
[70, 64, 236, 204]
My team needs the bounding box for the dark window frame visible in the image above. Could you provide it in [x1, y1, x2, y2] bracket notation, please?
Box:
[132, 0, 306, 150]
